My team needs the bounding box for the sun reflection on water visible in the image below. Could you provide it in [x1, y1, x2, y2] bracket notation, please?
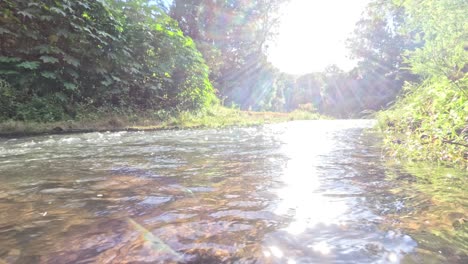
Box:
[309, 241, 332, 255]
[274, 122, 349, 237]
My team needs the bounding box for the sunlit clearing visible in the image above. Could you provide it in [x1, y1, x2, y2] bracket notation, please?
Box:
[268, 0, 369, 74]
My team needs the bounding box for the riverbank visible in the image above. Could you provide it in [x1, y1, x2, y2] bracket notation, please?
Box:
[0, 106, 323, 137]
[377, 84, 468, 170]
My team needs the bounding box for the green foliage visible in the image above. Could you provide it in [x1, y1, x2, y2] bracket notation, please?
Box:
[397, 0, 467, 82]
[0, 0, 215, 121]
[348, 0, 417, 77]
[260, 64, 381, 117]
[379, 79, 467, 167]
[170, 0, 286, 101]
[16, 96, 67, 122]
[379, 0, 468, 167]
[344, 0, 421, 115]
[0, 79, 16, 121]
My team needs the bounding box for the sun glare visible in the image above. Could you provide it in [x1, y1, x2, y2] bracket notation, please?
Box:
[268, 0, 369, 74]
[274, 121, 348, 236]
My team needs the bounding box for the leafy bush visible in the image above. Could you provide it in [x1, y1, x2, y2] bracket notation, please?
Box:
[0, 0, 215, 121]
[0, 78, 16, 121]
[15, 96, 67, 122]
[379, 78, 467, 166]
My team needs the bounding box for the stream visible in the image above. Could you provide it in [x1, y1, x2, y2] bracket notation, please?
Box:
[0, 120, 466, 263]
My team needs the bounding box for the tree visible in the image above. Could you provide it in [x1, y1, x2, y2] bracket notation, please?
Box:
[286, 73, 322, 111]
[347, 0, 420, 108]
[0, 0, 215, 121]
[397, 0, 467, 83]
[348, 0, 416, 77]
[170, 0, 287, 107]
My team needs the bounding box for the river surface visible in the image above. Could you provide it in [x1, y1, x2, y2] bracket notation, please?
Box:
[0, 120, 466, 263]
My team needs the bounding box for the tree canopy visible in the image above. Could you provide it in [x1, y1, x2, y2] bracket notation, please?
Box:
[170, 0, 286, 103]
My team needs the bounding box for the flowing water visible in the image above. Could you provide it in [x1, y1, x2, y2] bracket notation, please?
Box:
[0, 120, 466, 263]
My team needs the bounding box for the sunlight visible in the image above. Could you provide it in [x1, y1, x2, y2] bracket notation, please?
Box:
[309, 241, 332, 255]
[274, 121, 348, 235]
[268, 246, 284, 258]
[268, 0, 369, 74]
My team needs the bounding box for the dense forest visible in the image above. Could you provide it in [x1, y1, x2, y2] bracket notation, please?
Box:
[0, 0, 466, 165]
[0, 0, 216, 122]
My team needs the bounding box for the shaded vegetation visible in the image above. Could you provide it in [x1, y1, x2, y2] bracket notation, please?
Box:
[0, 0, 215, 122]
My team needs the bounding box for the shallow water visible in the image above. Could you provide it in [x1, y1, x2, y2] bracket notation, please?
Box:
[0, 120, 466, 263]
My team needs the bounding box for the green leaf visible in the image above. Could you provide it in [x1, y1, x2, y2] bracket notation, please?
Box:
[40, 71, 57, 79]
[50, 7, 66, 17]
[63, 54, 80, 67]
[0, 27, 15, 36]
[129, 67, 140, 74]
[0, 70, 20, 75]
[155, 24, 163, 31]
[54, 92, 68, 102]
[96, 67, 107, 74]
[62, 3, 73, 13]
[82, 12, 91, 20]
[28, 2, 41, 7]
[101, 77, 113, 86]
[24, 30, 39, 40]
[77, 2, 90, 9]
[63, 82, 77, 90]
[82, 27, 92, 34]
[16, 61, 40, 70]
[0, 57, 22, 63]
[35, 44, 52, 54]
[39, 15, 53, 22]
[18, 10, 34, 19]
[39, 56, 59, 64]
[70, 22, 81, 30]
[65, 69, 79, 79]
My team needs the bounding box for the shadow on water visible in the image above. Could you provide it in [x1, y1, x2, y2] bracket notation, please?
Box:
[0, 120, 466, 263]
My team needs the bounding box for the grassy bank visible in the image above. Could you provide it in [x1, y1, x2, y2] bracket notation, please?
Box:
[0, 106, 323, 137]
[375, 0, 468, 170]
[377, 79, 468, 169]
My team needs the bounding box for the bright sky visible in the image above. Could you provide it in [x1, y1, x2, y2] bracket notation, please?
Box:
[267, 0, 369, 74]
